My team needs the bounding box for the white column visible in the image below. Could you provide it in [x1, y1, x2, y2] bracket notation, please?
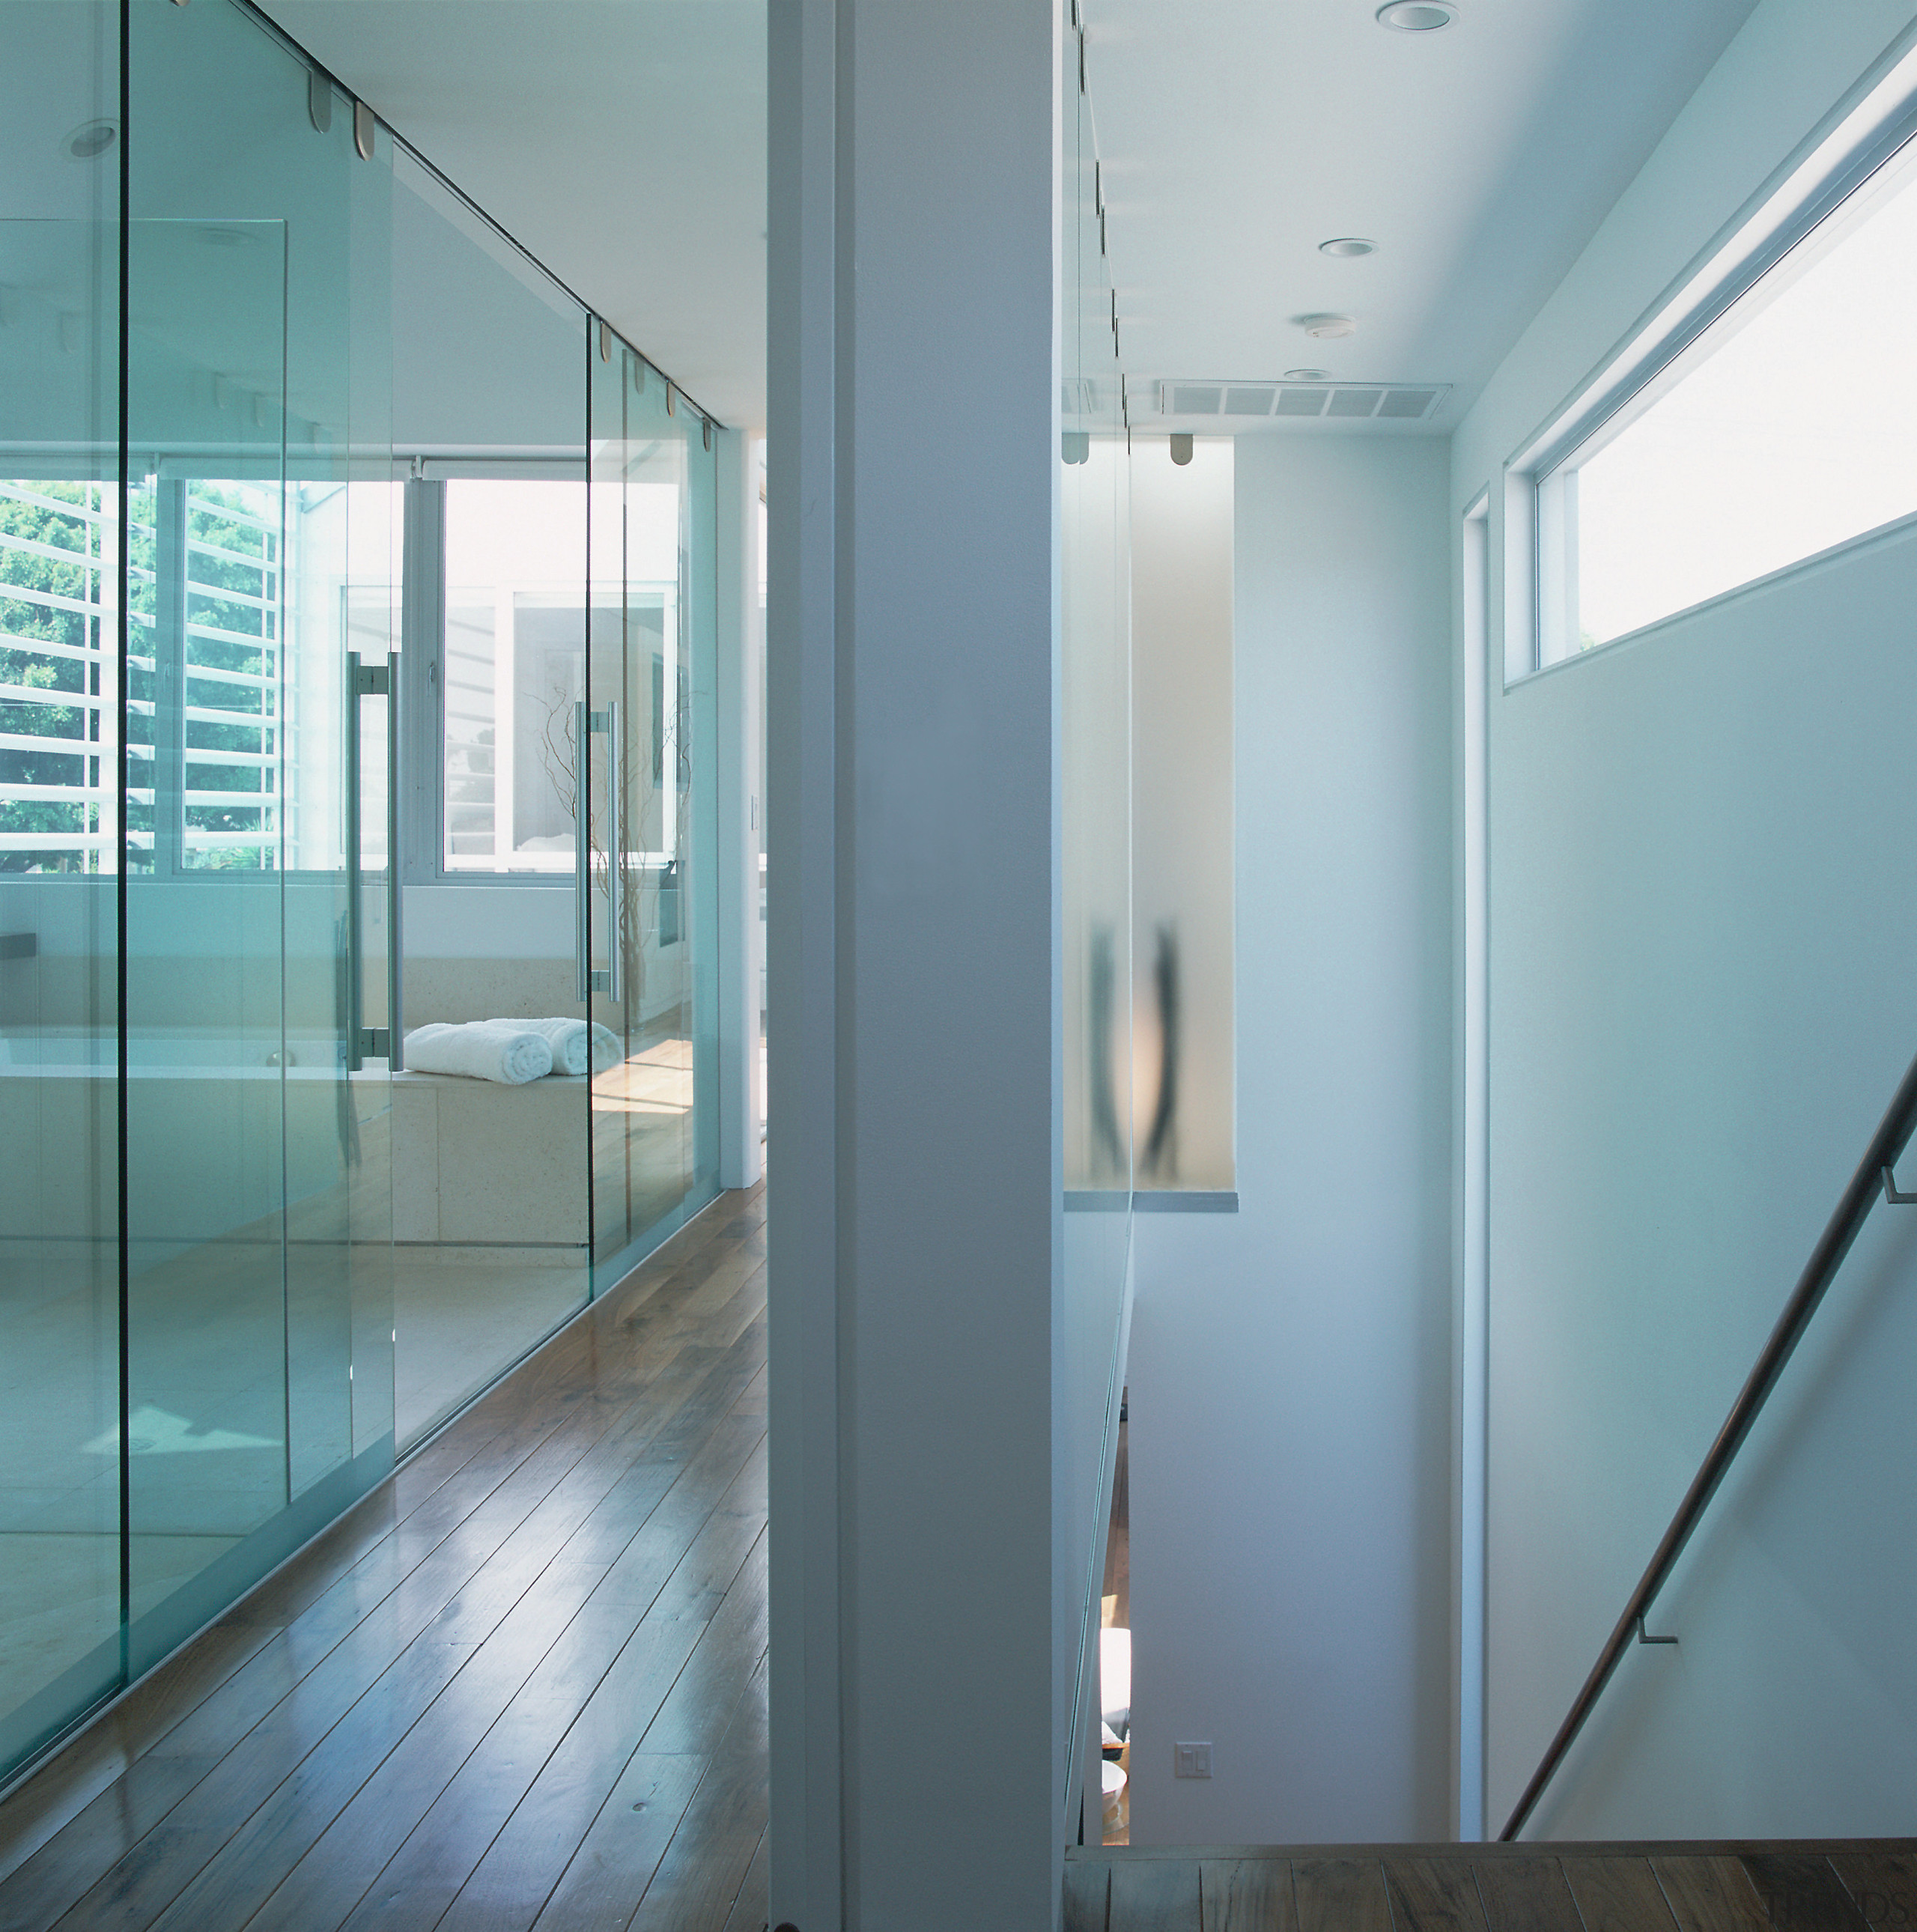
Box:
[768, 2, 1064, 1927]
[717, 425, 764, 1191]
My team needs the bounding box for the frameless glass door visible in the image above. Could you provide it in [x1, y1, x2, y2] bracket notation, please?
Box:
[586, 337, 720, 1286]
[385, 147, 595, 1445]
[121, 0, 394, 1668]
[0, 0, 124, 1770]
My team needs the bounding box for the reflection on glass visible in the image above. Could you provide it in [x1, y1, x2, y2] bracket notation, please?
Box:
[386, 154, 593, 1444]
[442, 479, 590, 875]
[0, 57, 125, 1761]
[123, 0, 394, 1659]
[586, 343, 718, 1284]
[0, 0, 721, 1785]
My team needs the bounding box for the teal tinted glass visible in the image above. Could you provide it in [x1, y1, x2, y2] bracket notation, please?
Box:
[586, 343, 721, 1287]
[388, 149, 592, 1446]
[0, 0, 124, 1773]
[0, 0, 725, 1789]
[122, 0, 394, 1670]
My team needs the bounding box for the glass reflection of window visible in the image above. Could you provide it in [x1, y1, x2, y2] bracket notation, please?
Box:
[175, 480, 282, 869]
[441, 479, 587, 875]
[438, 476, 684, 880]
[0, 480, 118, 874]
[0, 475, 287, 875]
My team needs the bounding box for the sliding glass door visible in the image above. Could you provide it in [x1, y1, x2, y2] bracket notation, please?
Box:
[0, 0, 124, 1772]
[0, 0, 726, 1787]
[586, 337, 720, 1287]
[121, 0, 395, 1670]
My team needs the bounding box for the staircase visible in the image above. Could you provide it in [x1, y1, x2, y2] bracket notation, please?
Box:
[1065, 1842, 1917, 1931]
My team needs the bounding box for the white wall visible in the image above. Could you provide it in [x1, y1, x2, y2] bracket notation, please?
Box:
[1452, 0, 1917, 1838]
[1128, 434, 1453, 1844]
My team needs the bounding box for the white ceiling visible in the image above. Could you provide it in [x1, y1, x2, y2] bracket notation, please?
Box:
[259, 0, 768, 431]
[1087, 0, 1759, 430]
[255, 0, 1757, 442]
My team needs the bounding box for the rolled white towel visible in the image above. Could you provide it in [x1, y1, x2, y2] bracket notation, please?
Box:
[403, 1021, 553, 1086]
[502, 1017, 625, 1077]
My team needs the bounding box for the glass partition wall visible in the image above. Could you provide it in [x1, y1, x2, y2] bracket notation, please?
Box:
[1059, 32, 1136, 1849]
[0, 0, 723, 1785]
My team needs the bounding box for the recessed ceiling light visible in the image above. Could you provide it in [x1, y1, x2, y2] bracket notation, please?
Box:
[1297, 313, 1357, 339]
[1319, 237, 1378, 258]
[1376, 1, 1456, 29]
[1283, 368, 1332, 381]
[65, 120, 117, 160]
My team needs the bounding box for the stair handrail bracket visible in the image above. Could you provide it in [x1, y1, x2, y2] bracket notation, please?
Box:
[1499, 1045, 1917, 1841]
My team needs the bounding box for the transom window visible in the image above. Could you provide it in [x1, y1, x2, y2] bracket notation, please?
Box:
[1520, 55, 1917, 672]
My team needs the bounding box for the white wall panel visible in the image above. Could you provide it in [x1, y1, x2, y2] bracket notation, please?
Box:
[1452, 0, 1917, 1837]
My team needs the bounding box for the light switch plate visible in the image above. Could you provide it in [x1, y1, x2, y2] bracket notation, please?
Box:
[1174, 1740, 1212, 1779]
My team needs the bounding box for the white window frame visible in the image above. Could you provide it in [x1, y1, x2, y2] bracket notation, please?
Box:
[1504, 25, 1917, 684]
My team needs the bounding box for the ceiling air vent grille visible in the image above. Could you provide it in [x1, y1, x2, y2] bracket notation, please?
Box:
[1158, 379, 1448, 422]
[1170, 383, 1224, 415]
[1326, 387, 1384, 417]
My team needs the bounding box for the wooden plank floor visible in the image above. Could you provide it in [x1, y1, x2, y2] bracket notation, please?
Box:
[1069, 1844, 1917, 1932]
[0, 1184, 769, 1932]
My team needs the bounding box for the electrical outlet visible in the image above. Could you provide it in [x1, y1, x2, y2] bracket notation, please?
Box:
[1174, 1740, 1212, 1779]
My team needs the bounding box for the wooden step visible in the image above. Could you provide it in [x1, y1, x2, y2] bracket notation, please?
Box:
[1066, 1841, 1917, 1932]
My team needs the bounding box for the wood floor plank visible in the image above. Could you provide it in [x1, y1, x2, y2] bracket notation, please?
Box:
[1474, 1856, 1582, 1932]
[1829, 1853, 1917, 1929]
[1564, 1856, 1682, 1932]
[140, 1536, 639, 1932]
[1200, 1856, 1298, 1931]
[435, 1524, 769, 1932]
[333, 1468, 765, 1932]
[1387, 1856, 1489, 1932]
[520, 1753, 706, 1932]
[720, 1826, 769, 1932]
[291, 1424, 764, 1932]
[1063, 1859, 1111, 1932]
[1108, 1857, 1203, 1932]
[0, 1616, 280, 1888]
[1293, 1859, 1393, 1932]
[1653, 1856, 1772, 1932]
[0, 1187, 769, 1932]
[624, 1655, 771, 1932]
[1740, 1855, 1869, 1931]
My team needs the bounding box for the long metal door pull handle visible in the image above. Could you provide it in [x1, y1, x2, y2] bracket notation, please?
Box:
[575, 699, 592, 1002]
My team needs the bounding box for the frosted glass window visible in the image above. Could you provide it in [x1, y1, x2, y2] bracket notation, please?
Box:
[1545, 142, 1917, 654]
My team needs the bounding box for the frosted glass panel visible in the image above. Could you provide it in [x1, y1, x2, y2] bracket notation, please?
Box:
[1130, 440, 1234, 1192]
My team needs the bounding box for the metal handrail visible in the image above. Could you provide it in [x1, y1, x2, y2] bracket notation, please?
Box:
[1501, 1044, 1917, 1841]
